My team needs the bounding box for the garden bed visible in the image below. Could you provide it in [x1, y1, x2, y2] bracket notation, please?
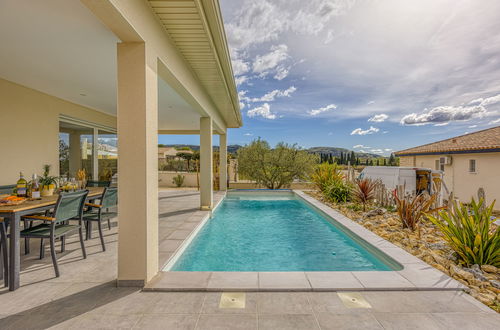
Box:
[306, 190, 500, 312]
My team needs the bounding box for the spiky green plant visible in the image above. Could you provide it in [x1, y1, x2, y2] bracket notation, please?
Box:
[310, 163, 344, 193]
[427, 199, 499, 267]
[324, 179, 352, 204]
[172, 174, 185, 188]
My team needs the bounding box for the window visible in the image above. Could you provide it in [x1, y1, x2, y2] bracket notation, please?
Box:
[59, 116, 116, 180]
[435, 159, 444, 171]
[469, 159, 476, 173]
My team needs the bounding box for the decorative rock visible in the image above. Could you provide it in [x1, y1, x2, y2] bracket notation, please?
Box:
[481, 265, 498, 274]
[450, 265, 475, 282]
[490, 280, 500, 289]
[477, 294, 494, 305]
[464, 266, 488, 282]
[365, 208, 386, 217]
[433, 263, 448, 274]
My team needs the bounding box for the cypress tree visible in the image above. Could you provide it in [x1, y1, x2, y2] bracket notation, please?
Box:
[389, 153, 395, 166]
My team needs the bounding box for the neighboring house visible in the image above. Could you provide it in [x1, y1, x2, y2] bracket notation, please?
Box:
[395, 126, 500, 206]
[158, 147, 193, 160]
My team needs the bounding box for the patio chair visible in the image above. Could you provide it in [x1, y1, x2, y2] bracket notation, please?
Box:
[86, 180, 111, 188]
[82, 187, 117, 251]
[0, 184, 16, 195]
[0, 218, 8, 287]
[20, 190, 88, 277]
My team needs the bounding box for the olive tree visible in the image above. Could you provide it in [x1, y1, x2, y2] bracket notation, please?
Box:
[237, 139, 318, 189]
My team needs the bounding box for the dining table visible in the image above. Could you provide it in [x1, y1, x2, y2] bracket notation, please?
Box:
[0, 187, 104, 291]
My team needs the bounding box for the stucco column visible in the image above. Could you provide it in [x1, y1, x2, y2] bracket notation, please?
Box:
[68, 131, 81, 177]
[92, 127, 99, 180]
[219, 133, 227, 190]
[200, 117, 213, 209]
[117, 42, 159, 285]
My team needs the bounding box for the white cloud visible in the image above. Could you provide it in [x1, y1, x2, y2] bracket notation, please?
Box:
[232, 58, 250, 76]
[238, 90, 251, 103]
[247, 103, 277, 119]
[468, 125, 477, 128]
[367, 100, 375, 105]
[370, 149, 384, 154]
[351, 126, 380, 135]
[235, 76, 249, 86]
[274, 66, 290, 80]
[384, 148, 392, 151]
[401, 105, 487, 126]
[434, 122, 449, 126]
[353, 144, 371, 149]
[469, 93, 500, 107]
[244, 133, 253, 136]
[239, 102, 245, 110]
[368, 114, 388, 122]
[252, 44, 290, 78]
[308, 104, 337, 116]
[251, 86, 297, 102]
[489, 118, 500, 124]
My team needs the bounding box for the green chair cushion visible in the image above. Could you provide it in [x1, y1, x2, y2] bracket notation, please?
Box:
[20, 223, 80, 238]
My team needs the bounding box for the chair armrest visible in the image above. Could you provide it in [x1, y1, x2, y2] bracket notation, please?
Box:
[22, 215, 56, 222]
[85, 203, 102, 208]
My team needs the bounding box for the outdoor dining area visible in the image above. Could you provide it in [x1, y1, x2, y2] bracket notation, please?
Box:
[0, 176, 117, 291]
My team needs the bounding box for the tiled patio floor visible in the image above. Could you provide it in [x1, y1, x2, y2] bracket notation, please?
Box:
[0, 189, 498, 329]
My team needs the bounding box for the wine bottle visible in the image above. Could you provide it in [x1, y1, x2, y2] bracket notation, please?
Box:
[31, 174, 41, 199]
[16, 172, 27, 197]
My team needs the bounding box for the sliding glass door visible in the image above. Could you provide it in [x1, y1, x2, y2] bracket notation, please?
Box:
[58, 118, 116, 180]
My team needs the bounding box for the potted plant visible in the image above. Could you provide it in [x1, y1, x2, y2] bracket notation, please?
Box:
[40, 164, 58, 196]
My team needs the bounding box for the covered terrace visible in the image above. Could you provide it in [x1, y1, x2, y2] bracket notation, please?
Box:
[0, 0, 240, 290]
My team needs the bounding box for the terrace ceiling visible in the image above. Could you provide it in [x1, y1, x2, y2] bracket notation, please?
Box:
[0, 0, 239, 132]
[148, 0, 241, 128]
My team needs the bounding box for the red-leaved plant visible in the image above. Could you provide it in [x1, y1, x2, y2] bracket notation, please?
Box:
[354, 178, 377, 211]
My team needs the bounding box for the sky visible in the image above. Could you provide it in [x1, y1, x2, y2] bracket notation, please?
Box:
[160, 0, 500, 156]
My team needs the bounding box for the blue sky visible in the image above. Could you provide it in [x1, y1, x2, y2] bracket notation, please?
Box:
[160, 0, 500, 155]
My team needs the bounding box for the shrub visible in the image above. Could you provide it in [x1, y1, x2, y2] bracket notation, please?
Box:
[354, 178, 376, 211]
[172, 174, 185, 188]
[311, 163, 344, 193]
[237, 139, 318, 189]
[427, 199, 499, 267]
[324, 180, 352, 204]
[394, 191, 440, 232]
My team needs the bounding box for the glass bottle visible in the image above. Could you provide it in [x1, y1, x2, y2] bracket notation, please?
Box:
[16, 172, 27, 197]
[31, 174, 41, 199]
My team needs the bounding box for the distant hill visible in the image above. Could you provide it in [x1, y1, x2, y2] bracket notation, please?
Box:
[159, 144, 383, 158]
[307, 146, 381, 159]
[158, 144, 242, 154]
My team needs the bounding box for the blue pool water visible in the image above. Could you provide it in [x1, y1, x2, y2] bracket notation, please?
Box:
[170, 192, 400, 271]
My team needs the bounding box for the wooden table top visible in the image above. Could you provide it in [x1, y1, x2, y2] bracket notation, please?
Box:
[0, 187, 104, 213]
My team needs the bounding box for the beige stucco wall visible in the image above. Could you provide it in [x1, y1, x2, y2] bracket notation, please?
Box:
[0, 78, 116, 185]
[159, 171, 199, 187]
[399, 153, 500, 206]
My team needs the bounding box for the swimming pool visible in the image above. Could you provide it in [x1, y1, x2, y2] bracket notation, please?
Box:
[168, 191, 402, 272]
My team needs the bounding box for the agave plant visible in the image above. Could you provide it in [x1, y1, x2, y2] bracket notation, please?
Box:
[354, 178, 377, 211]
[427, 199, 499, 267]
[394, 191, 441, 232]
